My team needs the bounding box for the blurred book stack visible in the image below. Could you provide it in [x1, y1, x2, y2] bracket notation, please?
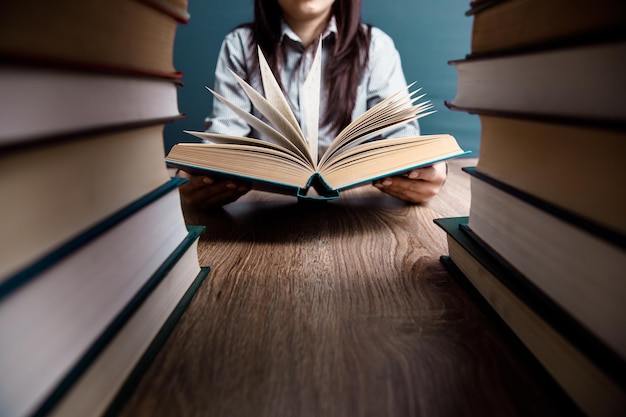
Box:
[0, 1, 209, 416]
[436, 0, 626, 416]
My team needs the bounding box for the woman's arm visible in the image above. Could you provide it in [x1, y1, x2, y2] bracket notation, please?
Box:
[366, 28, 447, 204]
[206, 28, 256, 137]
[365, 27, 421, 138]
[179, 29, 255, 208]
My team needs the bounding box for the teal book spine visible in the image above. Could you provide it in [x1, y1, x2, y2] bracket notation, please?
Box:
[434, 216, 626, 389]
[30, 225, 207, 417]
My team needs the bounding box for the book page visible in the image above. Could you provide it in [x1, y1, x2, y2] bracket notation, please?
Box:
[319, 134, 463, 189]
[184, 130, 308, 163]
[320, 85, 434, 166]
[230, 69, 313, 165]
[339, 100, 434, 147]
[256, 48, 310, 154]
[300, 38, 322, 165]
[323, 85, 416, 158]
[167, 143, 315, 188]
[206, 87, 308, 161]
[336, 86, 426, 143]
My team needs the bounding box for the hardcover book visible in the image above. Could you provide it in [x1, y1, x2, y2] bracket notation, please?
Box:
[445, 40, 626, 126]
[463, 167, 626, 361]
[473, 114, 626, 234]
[0, 180, 193, 417]
[42, 230, 207, 417]
[166, 45, 468, 200]
[0, 0, 188, 77]
[0, 64, 182, 147]
[0, 124, 176, 281]
[435, 216, 626, 417]
[466, 0, 626, 56]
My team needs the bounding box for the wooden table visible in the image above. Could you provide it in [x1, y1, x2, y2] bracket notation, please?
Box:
[118, 158, 580, 417]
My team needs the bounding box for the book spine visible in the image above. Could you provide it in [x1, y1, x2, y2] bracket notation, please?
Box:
[102, 267, 209, 417]
[434, 217, 626, 388]
[30, 226, 207, 417]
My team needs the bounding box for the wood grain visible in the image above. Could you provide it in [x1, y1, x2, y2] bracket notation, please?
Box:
[117, 159, 579, 416]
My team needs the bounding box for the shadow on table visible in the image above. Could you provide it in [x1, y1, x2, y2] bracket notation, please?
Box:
[181, 188, 413, 243]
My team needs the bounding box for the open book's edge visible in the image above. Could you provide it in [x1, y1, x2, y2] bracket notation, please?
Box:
[332, 150, 471, 193]
[166, 160, 307, 197]
[167, 150, 471, 201]
[167, 160, 338, 200]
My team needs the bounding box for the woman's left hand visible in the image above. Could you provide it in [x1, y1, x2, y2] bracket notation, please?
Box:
[372, 161, 447, 204]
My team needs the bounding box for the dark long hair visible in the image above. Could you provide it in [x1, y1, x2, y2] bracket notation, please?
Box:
[247, 0, 371, 134]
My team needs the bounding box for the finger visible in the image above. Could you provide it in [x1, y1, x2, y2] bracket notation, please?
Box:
[176, 169, 191, 179]
[186, 175, 216, 188]
[408, 166, 436, 181]
[386, 176, 420, 195]
[372, 177, 393, 187]
[406, 162, 447, 182]
[374, 176, 438, 203]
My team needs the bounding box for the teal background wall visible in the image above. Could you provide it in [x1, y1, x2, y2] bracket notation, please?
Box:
[164, 0, 480, 156]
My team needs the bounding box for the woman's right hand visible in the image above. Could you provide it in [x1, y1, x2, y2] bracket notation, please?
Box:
[177, 171, 250, 209]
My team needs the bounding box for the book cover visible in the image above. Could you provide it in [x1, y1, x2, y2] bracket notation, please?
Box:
[466, 0, 626, 56]
[436, 216, 626, 417]
[0, 64, 182, 147]
[473, 114, 626, 234]
[445, 39, 626, 126]
[0, 179, 191, 416]
[33, 227, 207, 417]
[463, 167, 626, 361]
[0, 0, 186, 77]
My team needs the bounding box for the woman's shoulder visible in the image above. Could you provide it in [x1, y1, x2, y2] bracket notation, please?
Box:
[366, 25, 398, 53]
[222, 25, 254, 48]
[217, 25, 257, 67]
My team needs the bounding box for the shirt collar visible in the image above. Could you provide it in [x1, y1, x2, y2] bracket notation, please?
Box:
[280, 15, 337, 47]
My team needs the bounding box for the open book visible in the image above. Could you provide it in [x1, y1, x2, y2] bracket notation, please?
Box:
[166, 45, 468, 199]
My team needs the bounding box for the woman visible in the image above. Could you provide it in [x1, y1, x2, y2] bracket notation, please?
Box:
[179, 0, 447, 208]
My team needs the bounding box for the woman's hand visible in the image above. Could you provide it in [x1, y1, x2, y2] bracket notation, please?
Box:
[372, 161, 447, 204]
[177, 171, 250, 209]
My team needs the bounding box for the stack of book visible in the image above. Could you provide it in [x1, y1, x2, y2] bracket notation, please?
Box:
[0, 1, 209, 416]
[436, 0, 626, 416]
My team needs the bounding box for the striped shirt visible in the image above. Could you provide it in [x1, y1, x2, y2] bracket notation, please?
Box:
[205, 17, 420, 156]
